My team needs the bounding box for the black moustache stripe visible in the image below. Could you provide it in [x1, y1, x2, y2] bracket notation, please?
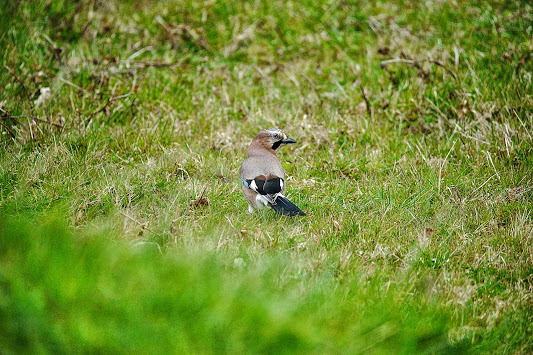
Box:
[272, 140, 282, 150]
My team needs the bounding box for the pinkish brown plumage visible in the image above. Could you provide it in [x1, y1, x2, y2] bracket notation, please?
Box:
[239, 128, 305, 216]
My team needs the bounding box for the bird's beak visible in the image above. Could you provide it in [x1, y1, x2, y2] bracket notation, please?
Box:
[281, 138, 296, 144]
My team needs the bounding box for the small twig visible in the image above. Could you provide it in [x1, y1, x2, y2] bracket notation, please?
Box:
[274, 23, 289, 47]
[253, 65, 270, 81]
[42, 34, 63, 64]
[35, 116, 64, 129]
[455, 187, 462, 203]
[380, 58, 457, 79]
[80, 15, 95, 38]
[1, 114, 64, 129]
[93, 60, 185, 77]
[430, 60, 458, 79]
[87, 100, 109, 120]
[465, 174, 496, 202]
[120, 211, 162, 237]
[129, 97, 138, 122]
[190, 184, 210, 208]
[358, 82, 372, 120]
[4, 65, 36, 116]
[1, 112, 20, 126]
[110, 92, 133, 101]
[59, 77, 89, 94]
[1, 114, 26, 119]
[380, 58, 417, 67]
[130, 61, 181, 69]
[0, 120, 24, 145]
[86, 93, 133, 121]
[156, 16, 212, 52]
[199, 184, 208, 200]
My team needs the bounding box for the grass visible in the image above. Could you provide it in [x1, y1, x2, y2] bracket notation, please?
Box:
[1, 211, 465, 353]
[1, 0, 532, 353]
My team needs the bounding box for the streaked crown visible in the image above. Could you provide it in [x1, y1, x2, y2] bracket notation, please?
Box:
[263, 128, 288, 142]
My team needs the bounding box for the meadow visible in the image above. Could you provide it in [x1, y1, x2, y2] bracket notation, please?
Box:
[1, 0, 532, 353]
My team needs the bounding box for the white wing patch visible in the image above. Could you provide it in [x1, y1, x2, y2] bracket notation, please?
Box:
[250, 179, 258, 192]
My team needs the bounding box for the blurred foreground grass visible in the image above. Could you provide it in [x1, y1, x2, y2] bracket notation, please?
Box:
[1, 0, 532, 353]
[0, 209, 464, 353]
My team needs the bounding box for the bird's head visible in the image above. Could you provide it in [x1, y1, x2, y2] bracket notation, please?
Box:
[253, 128, 296, 153]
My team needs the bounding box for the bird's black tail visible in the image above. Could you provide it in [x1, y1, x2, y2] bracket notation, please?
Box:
[270, 195, 305, 216]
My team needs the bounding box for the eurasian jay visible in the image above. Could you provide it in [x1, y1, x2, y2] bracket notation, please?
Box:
[240, 128, 305, 216]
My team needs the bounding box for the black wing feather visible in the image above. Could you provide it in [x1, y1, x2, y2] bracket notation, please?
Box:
[269, 196, 306, 216]
[246, 176, 283, 195]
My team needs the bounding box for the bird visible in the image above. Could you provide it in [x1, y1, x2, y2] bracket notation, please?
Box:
[239, 128, 305, 216]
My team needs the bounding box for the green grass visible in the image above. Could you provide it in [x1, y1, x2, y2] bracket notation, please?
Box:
[0, 210, 465, 353]
[1, 0, 532, 353]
